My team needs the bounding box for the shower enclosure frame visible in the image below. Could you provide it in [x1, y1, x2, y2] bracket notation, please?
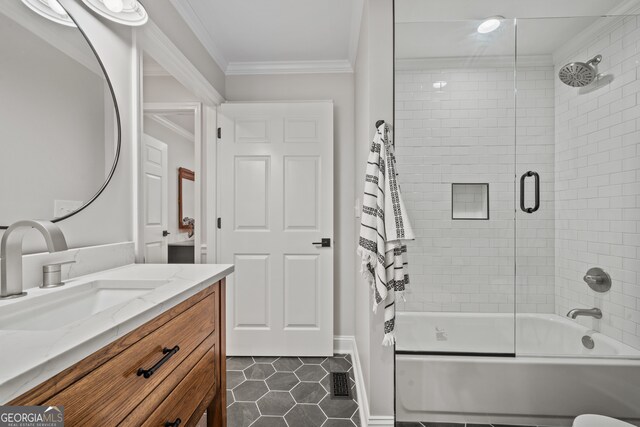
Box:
[393, 4, 640, 425]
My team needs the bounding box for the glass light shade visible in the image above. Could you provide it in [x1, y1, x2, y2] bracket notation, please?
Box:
[81, 0, 148, 26]
[20, 0, 77, 27]
[103, 0, 124, 13]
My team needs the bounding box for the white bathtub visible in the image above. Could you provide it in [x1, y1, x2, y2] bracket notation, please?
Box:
[396, 312, 640, 426]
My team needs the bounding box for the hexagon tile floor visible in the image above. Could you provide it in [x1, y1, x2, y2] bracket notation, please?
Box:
[226, 354, 361, 427]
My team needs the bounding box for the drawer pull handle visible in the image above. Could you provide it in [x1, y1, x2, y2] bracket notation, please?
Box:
[137, 346, 180, 379]
[164, 418, 182, 427]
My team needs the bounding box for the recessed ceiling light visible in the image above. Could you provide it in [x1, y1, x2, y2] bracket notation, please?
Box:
[21, 0, 77, 27]
[477, 16, 504, 34]
[433, 81, 447, 90]
[81, 0, 148, 26]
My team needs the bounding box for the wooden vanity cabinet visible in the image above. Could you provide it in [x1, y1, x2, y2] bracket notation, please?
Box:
[10, 279, 227, 427]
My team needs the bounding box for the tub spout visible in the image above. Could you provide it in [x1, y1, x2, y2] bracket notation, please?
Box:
[567, 307, 602, 319]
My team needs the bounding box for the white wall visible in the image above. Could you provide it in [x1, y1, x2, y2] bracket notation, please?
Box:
[143, 118, 195, 243]
[394, 63, 556, 314]
[144, 75, 202, 103]
[225, 72, 356, 338]
[354, 0, 395, 420]
[554, 15, 640, 349]
[354, 0, 371, 419]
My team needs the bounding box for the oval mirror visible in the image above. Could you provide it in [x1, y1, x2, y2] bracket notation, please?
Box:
[0, 1, 120, 229]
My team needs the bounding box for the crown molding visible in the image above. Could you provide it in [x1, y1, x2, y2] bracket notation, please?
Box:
[146, 113, 195, 141]
[226, 60, 354, 75]
[137, 20, 224, 105]
[168, 0, 229, 71]
[163, 0, 361, 76]
[396, 54, 553, 70]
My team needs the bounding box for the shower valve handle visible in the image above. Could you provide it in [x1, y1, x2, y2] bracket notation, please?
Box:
[583, 274, 604, 284]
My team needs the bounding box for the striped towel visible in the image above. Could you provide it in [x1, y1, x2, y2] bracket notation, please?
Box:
[357, 123, 414, 346]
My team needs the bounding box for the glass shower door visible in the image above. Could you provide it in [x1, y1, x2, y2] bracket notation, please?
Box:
[515, 15, 640, 361]
[510, 14, 640, 423]
[393, 15, 518, 356]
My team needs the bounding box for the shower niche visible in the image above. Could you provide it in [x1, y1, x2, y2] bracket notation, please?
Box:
[451, 183, 489, 220]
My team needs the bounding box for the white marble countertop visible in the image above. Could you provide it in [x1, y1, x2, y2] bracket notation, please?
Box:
[0, 263, 233, 403]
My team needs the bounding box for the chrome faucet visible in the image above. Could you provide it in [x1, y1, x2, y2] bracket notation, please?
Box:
[567, 307, 602, 319]
[1, 220, 68, 299]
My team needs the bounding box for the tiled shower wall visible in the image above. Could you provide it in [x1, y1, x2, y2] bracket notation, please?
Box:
[395, 15, 640, 350]
[554, 15, 640, 349]
[395, 63, 556, 313]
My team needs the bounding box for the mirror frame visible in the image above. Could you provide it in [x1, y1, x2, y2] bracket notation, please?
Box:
[0, 6, 121, 230]
[178, 167, 195, 231]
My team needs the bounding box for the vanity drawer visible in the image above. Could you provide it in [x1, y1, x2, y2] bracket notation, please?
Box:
[140, 345, 216, 427]
[120, 334, 216, 425]
[44, 290, 218, 425]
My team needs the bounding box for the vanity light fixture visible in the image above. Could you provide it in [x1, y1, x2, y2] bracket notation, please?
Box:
[103, 0, 124, 13]
[81, 0, 148, 26]
[47, 0, 66, 15]
[21, 0, 77, 27]
[477, 16, 504, 34]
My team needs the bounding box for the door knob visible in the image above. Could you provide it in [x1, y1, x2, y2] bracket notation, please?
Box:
[163, 230, 170, 237]
[312, 238, 331, 247]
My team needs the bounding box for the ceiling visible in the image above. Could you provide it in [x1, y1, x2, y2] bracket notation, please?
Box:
[395, 0, 632, 22]
[154, 0, 638, 74]
[395, 17, 600, 60]
[395, 0, 638, 60]
[168, 0, 363, 74]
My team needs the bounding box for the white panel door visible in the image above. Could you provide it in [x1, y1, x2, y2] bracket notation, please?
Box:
[143, 134, 169, 264]
[219, 102, 333, 356]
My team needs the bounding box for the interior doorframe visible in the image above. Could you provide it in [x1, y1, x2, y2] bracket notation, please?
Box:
[141, 102, 203, 263]
[136, 21, 223, 264]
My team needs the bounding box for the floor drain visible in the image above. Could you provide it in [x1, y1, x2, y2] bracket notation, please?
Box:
[330, 372, 351, 399]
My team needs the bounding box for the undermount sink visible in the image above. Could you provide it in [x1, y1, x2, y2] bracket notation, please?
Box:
[0, 279, 168, 331]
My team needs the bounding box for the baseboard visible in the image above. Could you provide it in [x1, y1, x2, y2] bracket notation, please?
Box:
[367, 415, 395, 426]
[334, 335, 373, 427]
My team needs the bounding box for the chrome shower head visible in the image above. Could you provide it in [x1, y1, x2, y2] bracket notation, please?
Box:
[558, 55, 602, 87]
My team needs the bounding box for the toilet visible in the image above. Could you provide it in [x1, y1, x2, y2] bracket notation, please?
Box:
[573, 414, 635, 427]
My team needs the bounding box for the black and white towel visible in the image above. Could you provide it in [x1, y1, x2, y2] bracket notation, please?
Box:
[357, 123, 414, 346]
